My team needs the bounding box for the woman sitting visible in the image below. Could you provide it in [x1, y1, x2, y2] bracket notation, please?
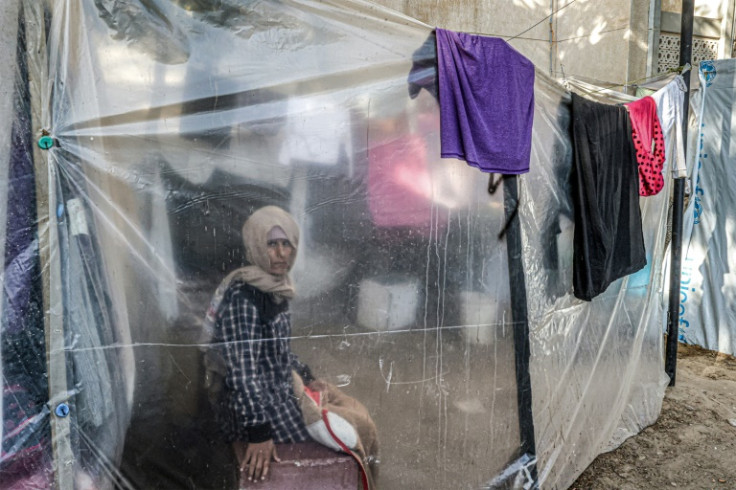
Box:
[206, 205, 313, 483]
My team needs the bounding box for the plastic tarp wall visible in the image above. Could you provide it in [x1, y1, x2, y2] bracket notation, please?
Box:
[678, 59, 736, 356]
[524, 81, 671, 487]
[0, 0, 671, 489]
[2, 2, 134, 489]
[1, 1, 55, 488]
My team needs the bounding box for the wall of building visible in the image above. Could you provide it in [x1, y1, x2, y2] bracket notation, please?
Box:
[656, 0, 735, 71]
[663, 0, 723, 17]
[372, 0, 551, 75]
[553, 0, 648, 85]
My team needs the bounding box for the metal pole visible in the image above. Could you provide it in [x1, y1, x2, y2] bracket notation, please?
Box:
[503, 175, 538, 486]
[665, 0, 694, 387]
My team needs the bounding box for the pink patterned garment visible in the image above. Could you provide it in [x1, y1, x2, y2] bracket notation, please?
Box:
[626, 96, 666, 196]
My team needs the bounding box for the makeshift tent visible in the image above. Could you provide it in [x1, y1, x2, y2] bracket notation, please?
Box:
[677, 58, 736, 357]
[1, 0, 680, 488]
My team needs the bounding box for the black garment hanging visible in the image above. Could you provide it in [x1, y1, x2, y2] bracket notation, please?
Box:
[570, 93, 646, 301]
[407, 30, 438, 101]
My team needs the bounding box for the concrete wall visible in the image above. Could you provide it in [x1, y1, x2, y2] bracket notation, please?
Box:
[554, 0, 645, 84]
[373, 0, 552, 74]
[657, 0, 735, 62]
[663, 0, 723, 17]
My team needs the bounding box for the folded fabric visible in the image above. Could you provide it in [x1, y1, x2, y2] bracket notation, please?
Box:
[301, 384, 359, 452]
[293, 373, 378, 490]
[436, 28, 535, 174]
[626, 96, 666, 196]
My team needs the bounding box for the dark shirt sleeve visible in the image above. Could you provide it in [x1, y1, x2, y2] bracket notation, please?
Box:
[219, 291, 272, 442]
[290, 353, 315, 385]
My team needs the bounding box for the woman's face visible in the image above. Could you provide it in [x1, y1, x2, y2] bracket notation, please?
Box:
[266, 238, 294, 275]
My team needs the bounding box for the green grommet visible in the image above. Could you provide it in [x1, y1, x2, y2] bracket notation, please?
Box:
[38, 135, 54, 150]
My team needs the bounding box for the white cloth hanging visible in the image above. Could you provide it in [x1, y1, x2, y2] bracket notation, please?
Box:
[651, 76, 688, 178]
[278, 96, 353, 167]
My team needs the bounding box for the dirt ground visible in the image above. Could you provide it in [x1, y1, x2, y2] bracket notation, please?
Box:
[572, 343, 736, 490]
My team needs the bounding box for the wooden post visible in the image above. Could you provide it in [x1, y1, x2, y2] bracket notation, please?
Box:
[23, 0, 76, 487]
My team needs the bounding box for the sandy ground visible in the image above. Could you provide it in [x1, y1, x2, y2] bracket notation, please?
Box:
[572, 343, 736, 490]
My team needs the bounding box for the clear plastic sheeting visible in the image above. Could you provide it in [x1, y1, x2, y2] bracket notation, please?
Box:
[2, 2, 133, 489]
[483, 454, 536, 490]
[46, 1, 518, 489]
[1, 2, 55, 487]
[0, 0, 671, 489]
[524, 79, 670, 487]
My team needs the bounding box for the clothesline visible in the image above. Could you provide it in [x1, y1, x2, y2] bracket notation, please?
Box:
[566, 66, 689, 299]
[465, 24, 633, 44]
[429, 27, 688, 300]
[577, 63, 691, 96]
[444, 22, 673, 93]
[462, 0, 619, 43]
[506, 0, 577, 42]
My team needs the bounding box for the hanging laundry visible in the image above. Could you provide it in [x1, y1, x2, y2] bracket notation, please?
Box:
[368, 124, 440, 231]
[279, 96, 353, 168]
[626, 96, 666, 196]
[571, 93, 646, 301]
[435, 28, 535, 174]
[651, 76, 687, 179]
[407, 31, 438, 102]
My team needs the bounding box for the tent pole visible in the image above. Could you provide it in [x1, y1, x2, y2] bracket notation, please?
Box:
[23, 0, 76, 487]
[665, 0, 694, 387]
[503, 175, 538, 486]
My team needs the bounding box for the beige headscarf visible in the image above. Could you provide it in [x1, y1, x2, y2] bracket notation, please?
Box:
[229, 205, 299, 298]
[232, 205, 299, 299]
[204, 206, 299, 335]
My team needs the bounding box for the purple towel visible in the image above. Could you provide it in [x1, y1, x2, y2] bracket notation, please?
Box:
[436, 28, 535, 174]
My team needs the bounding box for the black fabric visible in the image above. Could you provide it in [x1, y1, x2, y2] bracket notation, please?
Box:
[291, 360, 315, 386]
[570, 93, 646, 301]
[213, 280, 312, 444]
[407, 30, 438, 101]
[225, 281, 315, 384]
[244, 423, 273, 444]
[221, 281, 288, 324]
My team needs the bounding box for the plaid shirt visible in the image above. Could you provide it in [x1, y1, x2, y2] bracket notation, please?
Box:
[213, 281, 310, 444]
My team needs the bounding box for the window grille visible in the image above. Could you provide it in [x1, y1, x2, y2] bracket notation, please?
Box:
[657, 33, 719, 73]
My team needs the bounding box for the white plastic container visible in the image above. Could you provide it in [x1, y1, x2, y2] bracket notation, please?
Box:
[460, 291, 508, 345]
[356, 278, 420, 331]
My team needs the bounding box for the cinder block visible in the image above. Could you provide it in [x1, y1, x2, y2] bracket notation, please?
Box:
[239, 442, 359, 489]
[356, 278, 420, 331]
[459, 291, 508, 345]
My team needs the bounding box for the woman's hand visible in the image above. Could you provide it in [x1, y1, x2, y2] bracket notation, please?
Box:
[241, 440, 280, 482]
